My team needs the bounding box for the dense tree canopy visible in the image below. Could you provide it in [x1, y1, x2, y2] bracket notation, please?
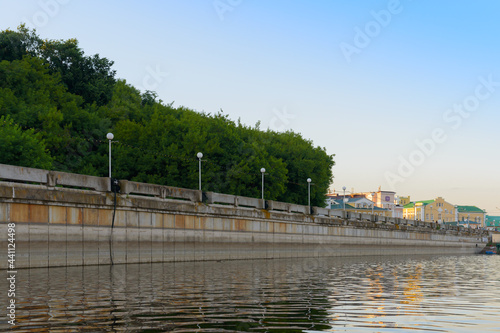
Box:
[0, 25, 334, 206]
[0, 116, 53, 169]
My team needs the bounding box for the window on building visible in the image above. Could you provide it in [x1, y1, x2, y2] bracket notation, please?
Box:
[426, 214, 429, 220]
[438, 214, 442, 220]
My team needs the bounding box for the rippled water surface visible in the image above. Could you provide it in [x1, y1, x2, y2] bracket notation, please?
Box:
[2, 255, 500, 332]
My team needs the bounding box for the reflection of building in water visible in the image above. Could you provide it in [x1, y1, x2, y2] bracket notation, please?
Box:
[401, 265, 423, 305]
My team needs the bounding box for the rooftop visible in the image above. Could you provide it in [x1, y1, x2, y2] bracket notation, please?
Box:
[456, 205, 484, 213]
[403, 200, 434, 209]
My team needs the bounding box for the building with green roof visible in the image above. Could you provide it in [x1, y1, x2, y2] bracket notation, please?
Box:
[402, 197, 456, 223]
[456, 205, 486, 226]
[485, 216, 500, 231]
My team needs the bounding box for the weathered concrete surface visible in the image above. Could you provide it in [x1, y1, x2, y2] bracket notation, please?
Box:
[0, 164, 489, 268]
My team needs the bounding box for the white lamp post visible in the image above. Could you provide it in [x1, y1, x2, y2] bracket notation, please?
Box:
[371, 192, 375, 215]
[260, 168, 266, 200]
[342, 186, 346, 212]
[106, 133, 114, 178]
[197, 152, 203, 191]
[307, 178, 312, 208]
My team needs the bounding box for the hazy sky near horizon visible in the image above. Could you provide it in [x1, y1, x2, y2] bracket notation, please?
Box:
[1, 0, 500, 214]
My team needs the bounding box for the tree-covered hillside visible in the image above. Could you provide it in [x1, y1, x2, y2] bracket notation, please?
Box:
[0, 25, 334, 206]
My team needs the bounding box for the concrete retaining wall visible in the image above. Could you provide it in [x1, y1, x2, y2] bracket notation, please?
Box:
[0, 164, 489, 268]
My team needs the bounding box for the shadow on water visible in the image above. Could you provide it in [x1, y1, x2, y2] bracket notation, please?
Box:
[1, 254, 500, 332]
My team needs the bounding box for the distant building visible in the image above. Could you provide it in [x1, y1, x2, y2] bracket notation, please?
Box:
[329, 202, 391, 217]
[456, 206, 486, 228]
[327, 188, 402, 217]
[403, 197, 456, 223]
[398, 196, 411, 206]
[485, 216, 500, 231]
[372, 190, 396, 210]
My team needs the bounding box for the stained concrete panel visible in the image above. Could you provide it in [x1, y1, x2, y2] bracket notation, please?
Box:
[30, 223, 48, 267]
[48, 224, 67, 267]
[184, 215, 195, 229]
[0, 203, 9, 223]
[49, 206, 67, 225]
[99, 209, 113, 227]
[151, 227, 164, 263]
[113, 210, 127, 227]
[110, 228, 127, 264]
[98, 227, 112, 265]
[126, 226, 140, 263]
[83, 208, 99, 226]
[67, 207, 83, 225]
[138, 227, 152, 263]
[126, 211, 138, 228]
[164, 214, 175, 229]
[139, 212, 152, 228]
[175, 215, 185, 229]
[29, 204, 49, 223]
[152, 213, 163, 228]
[10, 203, 29, 223]
[163, 228, 175, 262]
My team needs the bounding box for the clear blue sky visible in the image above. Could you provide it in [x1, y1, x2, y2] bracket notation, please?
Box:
[1, 0, 500, 214]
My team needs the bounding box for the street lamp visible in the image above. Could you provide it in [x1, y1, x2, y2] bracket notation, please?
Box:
[371, 192, 375, 215]
[307, 178, 312, 208]
[260, 168, 266, 200]
[106, 133, 114, 178]
[342, 186, 346, 212]
[197, 152, 203, 191]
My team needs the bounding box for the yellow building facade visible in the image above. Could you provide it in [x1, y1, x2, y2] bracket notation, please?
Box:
[403, 197, 456, 223]
[398, 196, 411, 206]
[457, 206, 485, 228]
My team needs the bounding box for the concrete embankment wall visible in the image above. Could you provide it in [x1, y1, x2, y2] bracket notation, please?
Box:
[0, 164, 489, 268]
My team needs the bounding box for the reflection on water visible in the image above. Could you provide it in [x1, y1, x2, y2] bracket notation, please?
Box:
[1, 255, 499, 332]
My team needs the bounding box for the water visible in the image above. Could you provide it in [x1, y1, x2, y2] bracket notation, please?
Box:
[2, 255, 499, 332]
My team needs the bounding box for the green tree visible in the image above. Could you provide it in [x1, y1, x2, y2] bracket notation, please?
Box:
[40, 38, 116, 106]
[0, 116, 53, 169]
[0, 24, 41, 62]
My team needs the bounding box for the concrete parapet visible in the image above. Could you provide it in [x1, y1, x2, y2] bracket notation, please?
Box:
[205, 191, 237, 206]
[329, 210, 344, 219]
[267, 200, 291, 212]
[235, 196, 262, 209]
[0, 163, 48, 184]
[360, 213, 374, 222]
[313, 207, 329, 216]
[289, 204, 307, 214]
[120, 180, 201, 202]
[49, 170, 110, 191]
